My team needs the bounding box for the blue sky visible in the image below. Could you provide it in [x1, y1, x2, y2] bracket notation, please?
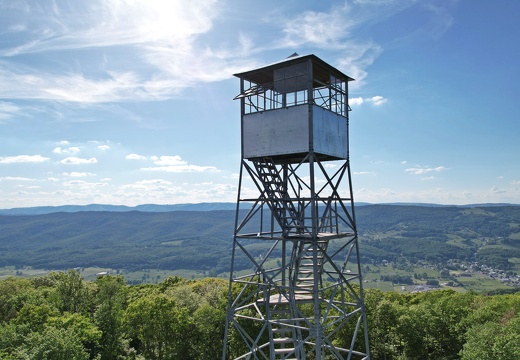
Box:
[0, 0, 519, 208]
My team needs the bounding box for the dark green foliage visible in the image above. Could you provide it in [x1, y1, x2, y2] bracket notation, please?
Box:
[380, 274, 414, 285]
[0, 275, 519, 359]
[477, 247, 520, 269]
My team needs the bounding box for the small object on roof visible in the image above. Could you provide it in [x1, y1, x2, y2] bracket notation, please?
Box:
[287, 52, 299, 58]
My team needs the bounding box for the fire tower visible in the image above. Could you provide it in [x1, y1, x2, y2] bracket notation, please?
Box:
[222, 54, 370, 359]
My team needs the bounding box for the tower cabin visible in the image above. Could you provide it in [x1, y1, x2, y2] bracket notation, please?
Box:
[234, 54, 354, 164]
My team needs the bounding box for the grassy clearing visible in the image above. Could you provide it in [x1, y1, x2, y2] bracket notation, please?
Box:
[160, 240, 184, 246]
[455, 273, 510, 292]
[0, 266, 49, 280]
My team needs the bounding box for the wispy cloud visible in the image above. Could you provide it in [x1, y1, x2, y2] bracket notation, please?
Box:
[0, 101, 21, 120]
[142, 155, 219, 173]
[150, 155, 186, 166]
[490, 186, 506, 195]
[0, 176, 35, 182]
[1, 1, 219, 55]
[0, 155, 49, 164]
[62, 180, 108, 189]
[53, 146, 80, 155]
[59, 157, 98, 165]
[126, 153, 147, 160]
[142, 165, 219, 173]
[423, 2, 456, 40]
[278, 2, 385, 85]
[281, 3, 355, 48]
[405, 165, 448, 175]
[0, 0, 429, 104]
[63, 172, 95, 177]
[121, 179, 174, 190]
[0, 0, 251, 103]
[118, 179, 236, 203]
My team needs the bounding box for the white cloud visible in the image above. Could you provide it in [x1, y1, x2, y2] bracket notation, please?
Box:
[62, 180, 108, 189]
[349, 97, 364, 106]
[0, 101, 21, 120]
[0, 1, 250, 103]
[142, 164, 219, 173]
[490, 186, 506, 194]
[281, 3, 354, 48]
[59, 157, 98, 165]
[278, 3, 385, 85]
[97, 145, 110, 151]
[405, 165, 447, 175]
[0, 176, 34, 182]
[152, 155, 187, 166]
[140, 155, 219, 173]
[367, 96, 388, 106]
[122, 179, 173, 190]
[63, 172, 95, 177]
[354, 171, 376, 176]
[0, 1, 427, 104]
[0, 155, 49, 164]
[53, 146, 80, 155]
[349, 95, 388, 106]
[1, 1, 219, 55]
[126, 153, 147, 160]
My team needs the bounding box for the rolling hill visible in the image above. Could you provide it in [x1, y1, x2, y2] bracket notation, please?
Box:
[0, 204, 519, 274]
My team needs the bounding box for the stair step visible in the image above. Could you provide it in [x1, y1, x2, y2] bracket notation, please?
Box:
[298, 263, 321, 268]
[273, 337, 293, 344]
[274, 348, 295, 354]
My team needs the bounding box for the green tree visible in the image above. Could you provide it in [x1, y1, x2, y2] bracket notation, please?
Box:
[47, 313, 102, 358]
[461, 294, 520, 359]
[0, 277, 36, 323]
[0, 322, 26, 357]
[53, 270, 90, 314]
[94, 275, 128, 360]
[124, 293, 193, 359]
[366, 291, 400, 359]
[461, 317, 520, 359]
[11, 303, 58, 332]
[192, 303, 225, 358]
[12, 325, 90, 360]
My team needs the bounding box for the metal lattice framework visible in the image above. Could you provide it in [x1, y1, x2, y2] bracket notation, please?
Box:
[223, 54, 370, 360]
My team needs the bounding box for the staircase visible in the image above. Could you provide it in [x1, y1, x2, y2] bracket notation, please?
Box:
[253, 157, 331, 359]
[252, 158, 303, 236]
[269, 301, 301, 359]
[293, 240, 328, 297]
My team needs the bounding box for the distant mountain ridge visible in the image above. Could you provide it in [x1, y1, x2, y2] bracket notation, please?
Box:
[0, 202, 238, 215]
[0, 202, 517, 215]
[0, 204, 519, 274]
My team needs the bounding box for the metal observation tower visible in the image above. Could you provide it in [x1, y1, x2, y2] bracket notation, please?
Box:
[222, 54, 370, 360]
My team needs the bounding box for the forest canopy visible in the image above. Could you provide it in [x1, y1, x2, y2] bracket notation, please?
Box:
[0, 272, 518, 359]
